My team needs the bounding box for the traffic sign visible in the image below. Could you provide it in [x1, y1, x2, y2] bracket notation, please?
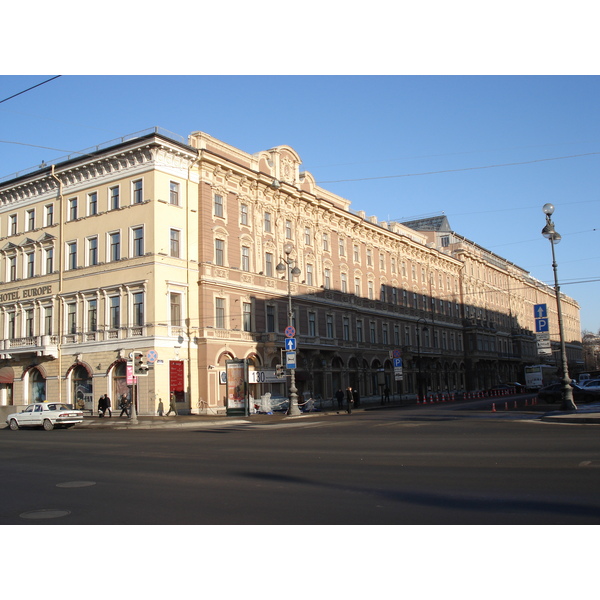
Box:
[285, 351, 296, 369]
[285, 338, 297, 351]
[285, 326, 296, 338]
[393, 358, 403, 368]
[147, 350, 158, 364]
[391, 349, 402, 359]
[535, 319, 549, 333]
[534, 304, 548, 319]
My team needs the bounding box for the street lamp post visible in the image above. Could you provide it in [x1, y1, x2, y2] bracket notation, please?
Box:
[541, 203, 576, 411]
[276, 242, 301, 416]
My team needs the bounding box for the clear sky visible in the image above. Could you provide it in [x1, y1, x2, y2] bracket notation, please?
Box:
[1, 74, 598, 332]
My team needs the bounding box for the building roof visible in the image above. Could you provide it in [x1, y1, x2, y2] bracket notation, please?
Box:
[401, 214, 452, 232]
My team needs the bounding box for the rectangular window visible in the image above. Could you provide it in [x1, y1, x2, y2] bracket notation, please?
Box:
[382, 323, 389, 345]
[215, 239, 224, 266]
[10, 214, 17, 236]
[341, 272, 347, 293]
[8, 312, 15, 339]
[308, 312, 316, 337]
[306, 263, 313, 286]
[322, 233, 329, 252]
[353, 245, 359, 262]
[67, 242, 77, 270]
[215, 298, 225, 329]
[170, 293, 182, 327]
[367, 249, 373, 266]
[394, 325, 400, 346]
[326, 314, 334, 338]
[264, 212, 271, 233]
[110, 186, 120, 210]
[370, 321, 376, 343]
[240, 204, 248, 225]
[45, 204, 54, 227]
[27, 209, 35, 231]
[356, 319, 363, 342]
[241, 246, 250, 272]
[132, 180, 143, 204]
[88, 192, 98, 215]
[324, 269, 331, 289]
[45, 247, 54, 274]
[9, 256, 16, 281]
[26, 252, 34, 278]
[25, 309, 34, 337]
[133, 292, 144, 327]
[285, 220, 292, 239]
[44, 306, 53, 335]
[379, 254, 385, 270]
[170, 229, 180, 258]
[88, 237, 98, 266]
[132, 227, 144, 257]
[304, 227, 311, 245]
[380, 284, 386, 302]
[343, 316, 350, 341]
[67, 303, 77, 334]
[170, 182, 180, 206]
[339, 238, 345, 256]
[354, 277, 360, 296]
[214, 193, 223, 216]
[368, 281, 373, 300]
[110, 296, 120, 329]
[265, 252, 273, 277]
[243, 302, 252, 332]
[69, 198, 78, 221]
[109, 232, 121, 262]
[266, 305, 275, 333]
[88, 299, 97, 332]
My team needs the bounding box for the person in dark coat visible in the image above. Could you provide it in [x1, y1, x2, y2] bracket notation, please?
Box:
[335, 388, 344, 410]
[346, 387, 353, 414]
[119, 394, 131, 417]
[352, 389, 360, 408]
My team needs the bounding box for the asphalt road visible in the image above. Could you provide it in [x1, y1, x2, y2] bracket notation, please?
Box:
[2, 405, 600, 525]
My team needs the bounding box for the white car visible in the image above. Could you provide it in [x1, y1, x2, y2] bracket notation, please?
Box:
[6, 402, 84, 431]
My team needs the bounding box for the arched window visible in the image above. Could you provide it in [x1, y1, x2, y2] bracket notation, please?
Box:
[72, 364, 92, 410]
[30, 368, 46, 403]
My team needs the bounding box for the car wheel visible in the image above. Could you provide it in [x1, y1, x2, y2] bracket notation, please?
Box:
[43, 419, 54, 431]
[9, 419, 19, 431]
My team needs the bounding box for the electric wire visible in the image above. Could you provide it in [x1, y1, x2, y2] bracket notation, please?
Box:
[0, 76, 62, 105]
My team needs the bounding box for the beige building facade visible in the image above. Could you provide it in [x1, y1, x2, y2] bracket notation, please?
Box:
[0, 128, 582, 415]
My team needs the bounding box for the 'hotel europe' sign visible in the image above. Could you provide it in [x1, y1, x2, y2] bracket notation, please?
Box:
[0, 285, 53, 303]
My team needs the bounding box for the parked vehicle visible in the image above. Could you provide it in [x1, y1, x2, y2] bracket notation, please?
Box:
[524, 364, 557, 390]
[580, 379, 600, 391]
[536, 383, 600, 404]
[6, 403, 84, 430]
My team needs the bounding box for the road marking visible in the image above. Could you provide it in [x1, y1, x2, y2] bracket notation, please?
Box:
[20, 509, 71, 520]
[579, 461, 600, 468]
[56, 481, 97, 488]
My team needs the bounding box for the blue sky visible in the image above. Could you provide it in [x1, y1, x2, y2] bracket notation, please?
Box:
[1, 74, 598, 332]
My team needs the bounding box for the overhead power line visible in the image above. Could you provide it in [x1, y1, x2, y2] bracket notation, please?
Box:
[0, 75, 62, 105]
[316, 152, 600, 184]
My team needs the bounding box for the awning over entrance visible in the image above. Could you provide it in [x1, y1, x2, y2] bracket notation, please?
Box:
[0, 366, 14, 384]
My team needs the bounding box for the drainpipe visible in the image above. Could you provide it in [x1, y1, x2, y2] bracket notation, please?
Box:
[50, 165, 64, 404]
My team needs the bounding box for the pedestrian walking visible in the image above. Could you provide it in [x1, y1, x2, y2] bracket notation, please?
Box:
[352, 388, 360, 408]
[166, 392, 178, 416]
[346, 386, 353, 414]
[119, 394, 131, 418]
[104, 394, 112, 417]
[383, 386, 390, 404]
[157, 398, 165, 417]
[335, 388, 344, 410]
[97, 395, 105, 418]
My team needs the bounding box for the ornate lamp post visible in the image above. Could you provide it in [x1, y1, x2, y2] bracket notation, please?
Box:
[276, 242, 301, 416]
[541, 203, 576, 411]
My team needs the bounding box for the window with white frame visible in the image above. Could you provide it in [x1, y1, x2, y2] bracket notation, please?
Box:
[45, 204, 54, 227]
[109, 296, 120, 329]
[324, 268, 331, 289]
[170, 229, 180, 258]
[240, 204, 248, 225]
[265, 252, 273, 277]
[67, 242, 77, 270]
[9, 214, 17, 236]
[306, 263, 313, 286]
[341, 272, 347, 293]
[241, 246, 250, 272]
[215, 297, 226, 329]
[326, 314, 334, 338]
[285, 220, 292, 239]
[132, 180, 143, 204]
[45, 247, 54, 274]
[26, 252, 34, 278]
[170, 293, 182, 327]
[214, 193, 223, 216]
[88, 299, 97, 332]
[264, 212, 272, 233]
[88, 192, 98, 216]
[132, 226, 144, 257]
[67, 302, 77, 334]
[87, 237, 98, 266]
[215, 238, 224, 266]
[133, 292, 144, 327]
[44, 306, 53, 335]
[304, 227, 311, 245]
[69, 198, 78, 221]
[110, 186, 120, 210]
[109, 232, 121, 262]
[27, 209, 35, 231]
[8, 255, 16, 281]
[170, 182, 180, 206]
[322, 233, 329, 252]
[243, 302, 252, 332]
